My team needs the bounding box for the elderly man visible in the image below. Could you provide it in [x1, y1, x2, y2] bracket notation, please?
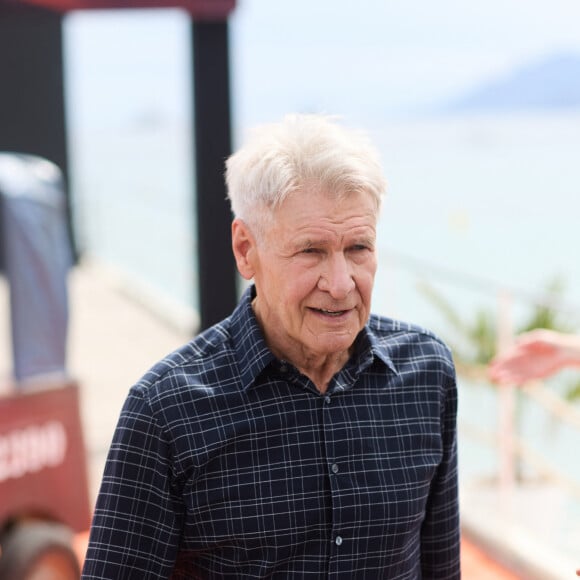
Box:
[82, 114, 460, 579]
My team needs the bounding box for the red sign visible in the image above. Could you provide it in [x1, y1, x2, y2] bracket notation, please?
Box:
[0, 383, 92, 533]
[1, 0, 236, 19]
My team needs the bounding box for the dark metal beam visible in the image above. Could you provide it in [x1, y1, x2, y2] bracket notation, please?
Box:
[191, 19, 238, 330]
[2, 0, 236, 19]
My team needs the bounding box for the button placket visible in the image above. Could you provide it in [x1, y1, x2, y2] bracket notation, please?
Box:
[321, 391, 347, 564]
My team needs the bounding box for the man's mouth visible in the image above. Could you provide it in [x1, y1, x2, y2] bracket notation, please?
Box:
[312, 308, 348, 317]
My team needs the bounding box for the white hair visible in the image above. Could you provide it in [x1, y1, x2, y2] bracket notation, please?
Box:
[225, 114, 387, 239]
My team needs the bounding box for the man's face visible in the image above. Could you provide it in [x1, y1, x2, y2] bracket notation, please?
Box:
[233, 187, 378, 364]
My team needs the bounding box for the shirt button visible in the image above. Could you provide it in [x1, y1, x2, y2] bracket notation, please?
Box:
[280, 364, 288, 373]
[335, 535, 343, 546]
[324, 396, 331, 405]
[331, 463, 339, 474]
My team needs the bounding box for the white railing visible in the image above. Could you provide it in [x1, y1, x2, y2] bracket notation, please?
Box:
[459, 379, 580, 501]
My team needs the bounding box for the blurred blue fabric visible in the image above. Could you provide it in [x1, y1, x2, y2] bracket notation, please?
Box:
[0, 153, 72, 386]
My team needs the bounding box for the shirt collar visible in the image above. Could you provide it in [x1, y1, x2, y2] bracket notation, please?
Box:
[359, 323, 400, 377]
[229, 286, 399, 392]
[230, 285, 276, 392]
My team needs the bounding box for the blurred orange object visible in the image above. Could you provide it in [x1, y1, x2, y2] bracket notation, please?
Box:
[461, 537, 520, 579]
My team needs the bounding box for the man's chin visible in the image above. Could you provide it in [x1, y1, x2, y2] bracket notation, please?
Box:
[311, 331, 357, 356]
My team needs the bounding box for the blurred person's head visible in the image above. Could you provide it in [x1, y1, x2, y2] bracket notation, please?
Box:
[227, 113, 387, 370]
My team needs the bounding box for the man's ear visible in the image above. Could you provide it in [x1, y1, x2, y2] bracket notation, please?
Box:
[232, 219, 256, 280]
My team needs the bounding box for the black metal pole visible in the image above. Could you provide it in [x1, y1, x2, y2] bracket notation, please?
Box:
[191, 19, 238, 331]
[0, 5, 76, 258]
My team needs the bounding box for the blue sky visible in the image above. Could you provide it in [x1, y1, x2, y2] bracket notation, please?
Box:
[233, 0, 580, 112]
[64, 0, 580, 131]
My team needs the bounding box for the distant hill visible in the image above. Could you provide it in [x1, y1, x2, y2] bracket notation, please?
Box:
[446, 52, 580, 112]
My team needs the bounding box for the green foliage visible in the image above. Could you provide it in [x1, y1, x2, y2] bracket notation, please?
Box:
[416, 280, 497, 369]
[467, 310, 497, 365]
[566, 380, 580, 401]
[517, 278, 574, 335]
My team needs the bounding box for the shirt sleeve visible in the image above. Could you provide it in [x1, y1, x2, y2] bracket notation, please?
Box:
[420, 372, 461, 579]
[82, 386, 184, 579]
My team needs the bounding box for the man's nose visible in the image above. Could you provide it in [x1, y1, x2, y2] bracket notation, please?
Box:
[318, 253, 355, 298]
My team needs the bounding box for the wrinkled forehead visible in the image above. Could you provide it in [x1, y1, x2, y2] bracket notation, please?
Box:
[275, 182, 380, 214]
[248, 185, 380, 244]
[271, 187, 378, 230]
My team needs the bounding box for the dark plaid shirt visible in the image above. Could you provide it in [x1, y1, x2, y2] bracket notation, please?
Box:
[82, 286, 460, 579]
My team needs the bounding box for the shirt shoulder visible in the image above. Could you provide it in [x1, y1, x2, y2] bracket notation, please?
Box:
[131, 319, 237, 400]
[366, 313, 456, 373]
[128, 286, 272, 405]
